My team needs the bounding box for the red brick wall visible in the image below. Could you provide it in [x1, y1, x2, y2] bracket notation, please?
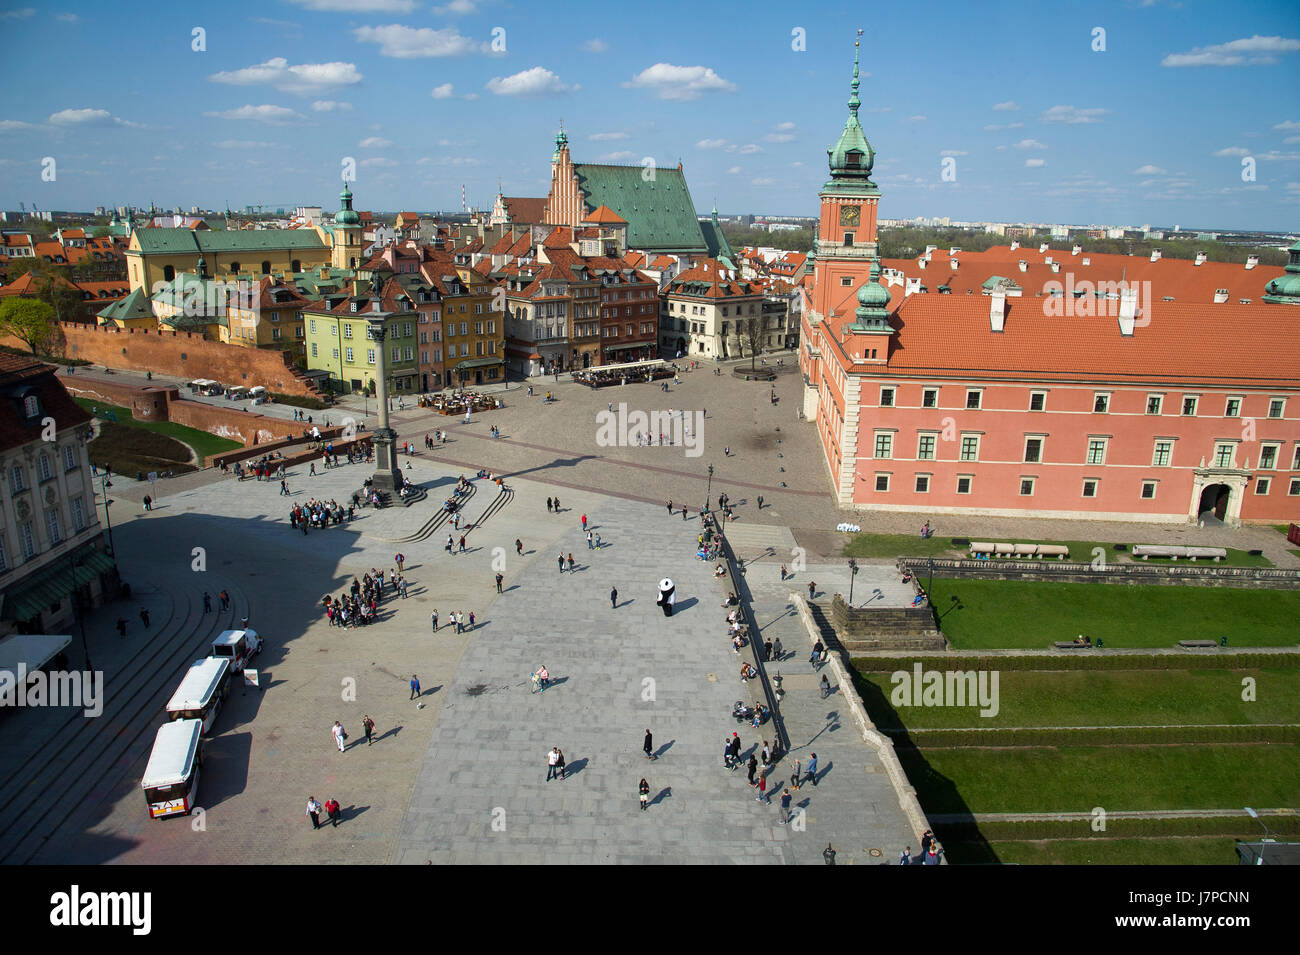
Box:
[14, 322, 320, 398]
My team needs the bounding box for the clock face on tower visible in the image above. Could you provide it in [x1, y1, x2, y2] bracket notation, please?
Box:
[839, 205, 860, 227]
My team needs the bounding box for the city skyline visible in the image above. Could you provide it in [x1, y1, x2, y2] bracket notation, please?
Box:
[0, 0, 1297, 230]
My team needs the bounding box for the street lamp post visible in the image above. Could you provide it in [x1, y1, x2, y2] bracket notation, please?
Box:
[848, 558, 859, 605]
[706, 464, 714, 511]
[99, 472, 115, 556]
[1245, 807, 1274, 864]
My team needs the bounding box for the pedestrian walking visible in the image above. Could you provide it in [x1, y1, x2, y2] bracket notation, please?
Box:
[307, 797, 322, 830]
[728, 732, 741, 770]
[116, 617, 127, 638]
[773, 637, 784, 661]
[587, 531, 593, 550]
[567, 553, 575, 572]
[755, 772, 768, 803]
[310, 462, 316, 476]
[496, 572, 504, 593]
[220, 590, 230, 611]
[639, 778, 650, 811]
[332, 721, 346, 753]
[399, 578, 408, 599]
[516, 538, 523, 556]
[763, 639, 772, 662]
[468, 610, 475, 627]
[553, 496, 560, 512]
[779, 789, 793, 824]
[581, 513, 588, 531]
[723, 737, 735, 769]
[643, 729, 655, 761]
[446, 535, 454, 555]
[808, 580, 816, 599]
[143, 494, 152, 512]
[757, 495, 764, 510]
[203, 591, 212, 613]
[325, 798, 341, 827]
[810, 640, 825, 665]
[666, 499, 673, 515]
[747, 754, 758, 786]
[791, 758, 802, 791]
[546, 746, 561, 781]
[820, 674, 831, 698]
[557, 553, 565, 573]
[804, 753, 819, 787]
[363, 714, 376, 745]
[761, 741, 772, 767]
[139, 607, 150, 628]
[395, 553, 405, 572]
[458, 535, 466, 553]
[547, 497, 553, 512]
[779, 564, 787, 581]
[410, 674, 421, 700]
[431, 609, 439, 632]
[610, 586, 618, 609]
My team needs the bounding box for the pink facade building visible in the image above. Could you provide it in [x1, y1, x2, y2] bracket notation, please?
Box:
[799, 41, 1300, 527]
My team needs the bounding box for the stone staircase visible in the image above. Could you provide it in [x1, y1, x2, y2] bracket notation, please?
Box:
[827, 596, 947, 653]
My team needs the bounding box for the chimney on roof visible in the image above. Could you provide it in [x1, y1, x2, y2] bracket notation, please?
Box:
[1082, 257, 1090, 266]
[1194, 251, 1207, 266]
[1118, 286, 1138, 336]
[1018, 260, 1027, 272]
[948, 247, 961, 256]
[1149, 249, 1162, 262]
[1245, 254, 1259, 270]
[1039, 242, 1049, 253]
[1072, 244, 1082, 256]
[918, 258, 927, 269]
[950, 259, 959, 270]
[1214, 289, 1229, 304]
[989, 288, 1007, 333]
[1050, 261, 1060, 273]
[1044, 255, 1053, 264]
[1009, 240, 1020, 251]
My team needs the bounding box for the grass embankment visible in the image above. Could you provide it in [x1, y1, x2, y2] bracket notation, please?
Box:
[77, 398, 242, 463]
[926, 578, 1300, 650]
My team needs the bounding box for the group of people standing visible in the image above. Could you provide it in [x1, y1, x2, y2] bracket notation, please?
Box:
[324, 566, 407, 629]
[290, 497, 352, 532]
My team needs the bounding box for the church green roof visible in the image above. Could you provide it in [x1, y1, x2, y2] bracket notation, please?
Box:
[132, 229, 326, 255]
[825, 36, 878, 193]
[572, 162, 707, 253]
[96, 286, 153, 324]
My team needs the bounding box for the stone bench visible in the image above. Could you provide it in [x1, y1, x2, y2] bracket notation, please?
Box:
[1133, 544, 1227, 561]
[1178, 639, 1218, 649]
[969, 541, 1070, 560]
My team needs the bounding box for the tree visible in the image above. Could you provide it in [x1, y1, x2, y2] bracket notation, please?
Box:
[741, 314, 765, 370]
[0, 297, 58, 354]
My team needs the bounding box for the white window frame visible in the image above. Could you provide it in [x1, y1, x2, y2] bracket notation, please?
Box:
[1259, 442, 1281, 470]
[916, 433, 937, 461]
[1028, 390, 1046, 412]
[914, 473, 931, 494]
[1182, 395, 1199, 416]
[1092, 392, 1111, 414]
[873, 431, 894, 459]
[1152, 440, 1174, 468]
[1081, 478, 1099, 498]
[1023, 435, 1045, 464]
[1213, 442, 1236, 468]
[1018, 477, 1036, 496]
[1268, 398, 1285, 419]
[1145, 394, 1163, 415]
[965, 389, 983, 410]
[922, 388, 938, 409]
[879, 387, 895, 408]
[1255, 477, 1271, 495]
[1086, 438, 1108, 466]
[956, 475, 973, 495]
[1224, 396, 1243, 418]
[959, 433, 980, 462]
[874, 472, 891, 493]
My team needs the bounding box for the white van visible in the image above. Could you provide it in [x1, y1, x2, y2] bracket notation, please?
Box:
[142, 719, 203, 819]
[226, 386, 249, 401]
[248, 386, 268, 405]
[211, 629, 261, 674]
[165, 657, 231, 733]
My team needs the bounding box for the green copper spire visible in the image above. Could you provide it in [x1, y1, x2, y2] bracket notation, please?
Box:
[826, 30, 877, 189]
[336, 186, 360, 227]
[851, 258, 892, 332]
[1262, 238, 1300, 304]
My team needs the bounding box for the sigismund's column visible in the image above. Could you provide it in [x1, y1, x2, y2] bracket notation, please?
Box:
[365, 303, 403, 490]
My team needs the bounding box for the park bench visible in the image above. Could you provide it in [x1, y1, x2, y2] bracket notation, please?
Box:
[1132, 544, 1227, 561]
[1178, 640, 1218, 649]
[969, 541, 1070, 560]
[1052, 641, 1092, 650]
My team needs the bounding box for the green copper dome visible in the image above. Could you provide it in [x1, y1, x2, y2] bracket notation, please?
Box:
[553, 127, 568, 162]
[826, 37, 876, 186]
[851, 260, 892, 331]
[1262, 239, 1300, 304]
[336, 186, 360, 227]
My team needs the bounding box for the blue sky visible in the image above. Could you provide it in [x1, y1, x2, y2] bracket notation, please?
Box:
[1, 0, 1297, 230]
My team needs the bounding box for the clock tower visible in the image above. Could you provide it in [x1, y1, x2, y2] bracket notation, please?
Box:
[810, 33, 882, 323]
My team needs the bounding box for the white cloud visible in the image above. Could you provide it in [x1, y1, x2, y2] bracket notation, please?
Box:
[1259, 150, 1300, 161]
[359, 136, 392, 148]
[696, 138, 728, 149]
[1285, 136, 1300, 145]
[1162, 35, 1300, 68]
[433, 0, 477, 12]
[735, 144, 762, 154]
[624, 63, 737, 101]
[752, 177, 775, 186]
[463, 93, 479, 100]
[940, 149, 968, 156]
[288, 0, 415, 11]
[583, 38, 608, 53]
[209, 58, 362, 95]
[215, 139, 276, 149]
[1025, 158, 1046, 168]
[984, 122, 1023, 131]
[600, 150, 635, 161]
[430, 83, 455, 99]
[1213, 146, 1251, 157]
[360, 157, 399, 167]
[203, 104, 304, 125]
[725, 166, 741, 175]
[993, 100, 1019, 111]
[0, 119, 37, 131]
[773, 121, 796, 131]
[1041, 105, 1108, 124]
[311, 100, 353, 112]
[1013, 138, 1047, 149]
[486, 67, 576, 97]
[1133, 164, 1167, 175]
[1273, 120, 1300, 131]
[0, 8, 34, 18]
[589, 131, 629, 141]
[48, 108, 112, 125]
[353, 24, 479, 58]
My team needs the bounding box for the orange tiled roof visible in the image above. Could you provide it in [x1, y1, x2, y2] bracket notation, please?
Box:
[583, 204, 627, 224]
[502, 196, 547, 224]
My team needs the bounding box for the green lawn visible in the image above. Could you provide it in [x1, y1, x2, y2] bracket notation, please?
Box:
[928, 578, 1300, 649]
[899, 743, 1300, 814]
[857, 669, 1300, 730]
[976, 837, 1242, 866]
[77, 398, 242, 461]
[844, 533, 1271, 566]
[87, 421, 197, 476]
